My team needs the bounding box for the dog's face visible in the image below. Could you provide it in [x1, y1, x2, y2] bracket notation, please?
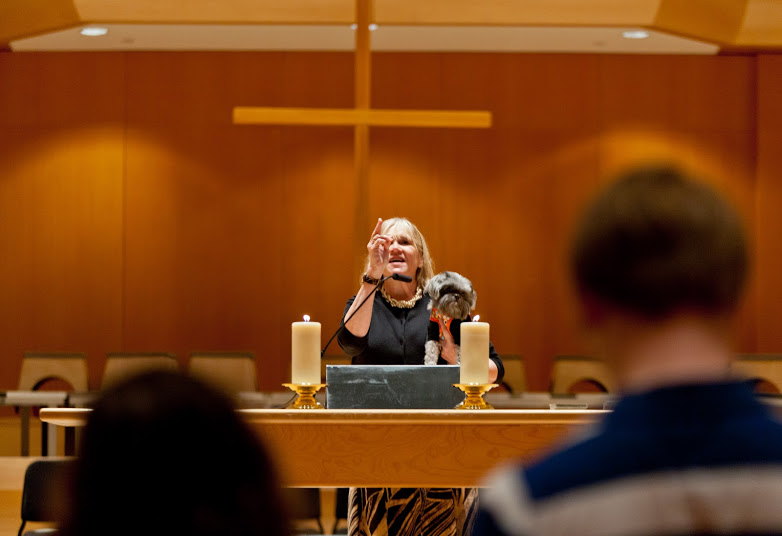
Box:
[425, 271, 477, 320]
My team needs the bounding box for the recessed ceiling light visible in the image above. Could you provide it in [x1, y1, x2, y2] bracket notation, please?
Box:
[80, 27, 108, 37]
[350, 24, 378, 31]
[622, 30, 649, 39]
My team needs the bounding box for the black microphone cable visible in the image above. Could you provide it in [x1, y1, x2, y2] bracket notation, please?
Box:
[320, 273, 413, 358]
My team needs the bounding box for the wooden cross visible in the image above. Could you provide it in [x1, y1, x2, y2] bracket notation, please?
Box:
[233, 0, 492, 271]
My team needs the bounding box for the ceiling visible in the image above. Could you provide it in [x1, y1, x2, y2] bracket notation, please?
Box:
[2, 0, 782, 53]
[9, 25, 719, 54]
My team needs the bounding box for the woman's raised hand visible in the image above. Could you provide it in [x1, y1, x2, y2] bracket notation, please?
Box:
[367, 218, 392, 279]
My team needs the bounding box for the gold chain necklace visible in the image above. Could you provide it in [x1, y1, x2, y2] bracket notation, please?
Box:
[381, 285, 423, 309]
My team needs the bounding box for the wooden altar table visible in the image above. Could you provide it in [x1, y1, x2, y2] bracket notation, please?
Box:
[40, 408, 602, 487]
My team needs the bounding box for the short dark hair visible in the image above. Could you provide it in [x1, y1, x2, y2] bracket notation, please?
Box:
[570, 165, 748, 319]
[62, 370, 290, 536]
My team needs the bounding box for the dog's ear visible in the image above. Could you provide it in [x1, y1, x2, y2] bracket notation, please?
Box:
[469, 287, 477, 310]
[424, 278, 439, 302]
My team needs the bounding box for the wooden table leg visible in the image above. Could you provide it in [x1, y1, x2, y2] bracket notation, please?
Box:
[20, 407, 30, 456]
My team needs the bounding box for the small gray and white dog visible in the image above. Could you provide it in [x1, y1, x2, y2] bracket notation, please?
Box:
[424, 271, 478, 365]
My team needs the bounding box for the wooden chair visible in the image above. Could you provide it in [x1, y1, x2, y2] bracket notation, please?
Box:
[499, 355, 526, 393]
[17, 352, 88, 456]
[18, 352, 88, 392]
[550, 355, 614, 394]
[187, 351, 258, 394]
[101, 352, 178, 389]
[18, 459, 73, 536]
[732, 354, 782, 393]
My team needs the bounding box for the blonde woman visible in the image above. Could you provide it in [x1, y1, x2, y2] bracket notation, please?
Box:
[338, 217, 504, 536]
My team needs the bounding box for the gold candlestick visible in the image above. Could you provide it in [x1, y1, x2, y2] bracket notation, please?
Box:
[282, 383, 326, 410]
[453, 383, 498, 410]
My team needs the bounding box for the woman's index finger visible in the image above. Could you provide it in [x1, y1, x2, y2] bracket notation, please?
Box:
[371, 218, 383, 237]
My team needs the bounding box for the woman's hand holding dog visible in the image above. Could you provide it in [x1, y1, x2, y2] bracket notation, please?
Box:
[439, 319, 459, 364]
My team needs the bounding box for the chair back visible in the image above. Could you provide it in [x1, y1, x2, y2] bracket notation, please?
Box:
[101, 353, 178, 389]
[550, 355, 614, 394]
[499, 355, 526, 393]
[187, 352, 258, 394]
[19, 459, 73, 536]
[18, 353, 88, 391]
[732, 354, 782, 393]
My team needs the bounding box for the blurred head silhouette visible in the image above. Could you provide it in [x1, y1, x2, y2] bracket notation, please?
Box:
[62, 370, 289, 536]
[571, 164, 748, 321]
[570, 165, 748, 390]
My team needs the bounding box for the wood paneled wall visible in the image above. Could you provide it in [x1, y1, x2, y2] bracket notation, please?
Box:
[0, 51, 776, 391]
[756, 55, 782, 354]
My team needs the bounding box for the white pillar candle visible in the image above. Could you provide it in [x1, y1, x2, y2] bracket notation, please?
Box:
[460, 321, 490, 384]
[292, 316, 321, 384]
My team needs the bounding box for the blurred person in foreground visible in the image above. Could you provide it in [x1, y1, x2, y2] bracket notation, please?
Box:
[473, 165, 782, 536]
[60, 370, 290, 536]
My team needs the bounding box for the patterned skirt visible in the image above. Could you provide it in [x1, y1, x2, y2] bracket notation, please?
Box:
[348, 487, 478, 536]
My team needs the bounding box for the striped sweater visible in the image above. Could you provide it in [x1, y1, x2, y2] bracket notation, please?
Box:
[473, 381, 782, 536]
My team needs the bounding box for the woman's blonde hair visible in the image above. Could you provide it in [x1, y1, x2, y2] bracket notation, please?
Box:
[365, 217, 435, 290]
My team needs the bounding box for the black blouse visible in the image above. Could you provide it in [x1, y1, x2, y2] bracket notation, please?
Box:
[337, 292, 505, 383]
